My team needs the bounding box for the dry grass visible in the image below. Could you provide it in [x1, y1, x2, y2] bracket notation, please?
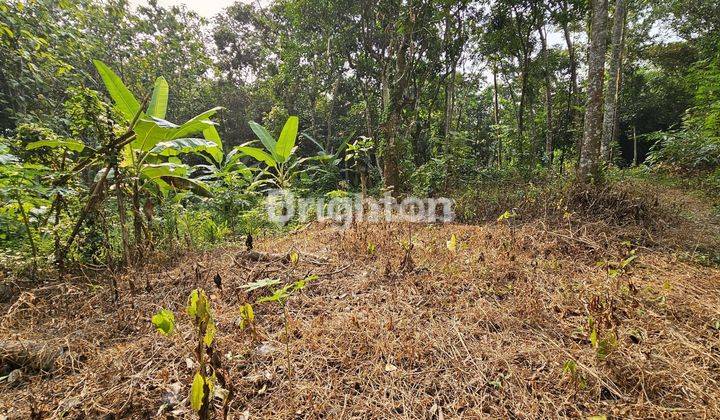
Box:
[2, 209, 720, 418]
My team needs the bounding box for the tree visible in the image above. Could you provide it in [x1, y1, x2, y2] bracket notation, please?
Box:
[578, 0, 609, 182]
[600, 0, 628, 162]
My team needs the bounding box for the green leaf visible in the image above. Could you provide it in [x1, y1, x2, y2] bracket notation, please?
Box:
[93, 60, 140, 122]
[147, 76, 169, 119]
[27, 139, 85, 152]
[204, 319, 216, 346]
[203, 125, 222, 149]
[173, 107, 223, 139]
[140, 163, 189, 180]
[248, 120, 277, 156]
[151, 308, 175, 335]
[237, 146, 277, 168]
[150, 138, 221, 158]
[258, 283, 294, 304]
[187, 289, 200, 318]
[275, 116, 298, 162]
[132, 107, 222, 152]
[186, 288, 212, 324]
[239, 303, 254, 329]
[190, 373, 205, 412]
[446, 234, 457, 252]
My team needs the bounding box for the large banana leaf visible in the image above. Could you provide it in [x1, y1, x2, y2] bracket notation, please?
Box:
[173, 107, 223, 138]
[140, 162, 190, 179]
[237, 146, 277, 168]
[93, 60, 140, 122]
[275, 116, 298, 162]
[248, 121, 277, 160]
[147, 76, 169, 119]
[133, 107, 223, 152]
[202, 126, 224, 164]
[202, 126, 223, 149]
[150, 138, 223, 164]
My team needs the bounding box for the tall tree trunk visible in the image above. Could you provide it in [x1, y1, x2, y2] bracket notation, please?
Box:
[517, 50, 530, 146]
[493, 63, 502, 167]
[632, 125, 637, 166]
[326, 78, 340, 151]
[561, 1, 580, 159]
[381, 5, 414, 195]
[114, 165, 131, 267]
[538, 24, 554, 166]
[600, 0, 627, 162]
[578, 0, 609, 182]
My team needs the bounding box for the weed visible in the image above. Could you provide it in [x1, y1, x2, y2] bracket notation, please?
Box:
[258, 275, 316, 377]
[151, 289, 234, 419]
[562, 359, 587, 389]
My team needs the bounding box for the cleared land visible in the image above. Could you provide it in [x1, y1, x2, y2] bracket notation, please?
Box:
[1, 185, 720, 418]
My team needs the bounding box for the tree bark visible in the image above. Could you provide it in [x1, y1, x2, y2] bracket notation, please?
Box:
[538, 24, 554, 166]
[632, 125, 637, 166]
[381, 6, 414, 195]
[578, 0, 609, 183]
[493, 63, 501, 167]
[600, 0, 627, 163]
[560, 0, 580, 159]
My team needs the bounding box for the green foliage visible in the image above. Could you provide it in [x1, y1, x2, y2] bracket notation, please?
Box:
[241, 116, 306, 189]
[190, 372, 208, 412]
[238, 303, 255, 330]
[151, 308, 176, 335]
[153, 288, 223, 416]
[257, 277, 311, 305]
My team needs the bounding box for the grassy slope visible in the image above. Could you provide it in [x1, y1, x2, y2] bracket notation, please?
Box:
[1, 177, 720, 418]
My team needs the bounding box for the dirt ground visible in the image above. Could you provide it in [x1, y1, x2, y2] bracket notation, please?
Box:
[2, 202, 720, 419]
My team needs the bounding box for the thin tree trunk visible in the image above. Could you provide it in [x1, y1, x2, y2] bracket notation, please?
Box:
[132, 180, 144, 258]
[539, 24, 554, 166]
[632, 125, 637, 166]
[600, 0, 627, 162]
[381, 10, 413, 195]
[493, 63, 502, 167]
[561, 5, 580, 159]
[578, 0, 609, 182]
[16, 195, 38, 278]
[326, 78, 340, 151]
[517, 50, 529, 146]
[114, 165, 131, 267]
[57, 163, 113, 269]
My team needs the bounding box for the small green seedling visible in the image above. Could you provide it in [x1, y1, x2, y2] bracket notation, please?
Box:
[446, 233, 457, 252]
[367, 242, 377, 255]
[151, 289, 229, 419]
[152, 308, 175, 335]
[497, 209, 517, 240]
[596, 248, 638, 279]
[258, 275, 316, 377]
[238, 302, 255, 330]
[562, 359, 586, 389]
[497, 209, 517, 223]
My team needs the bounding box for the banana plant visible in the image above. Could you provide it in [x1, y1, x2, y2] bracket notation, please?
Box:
[93, 60, 226, 257]
[193, 146, 254, 185]
[94, 60, 222, 199]
[238, 117, 307, 189]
